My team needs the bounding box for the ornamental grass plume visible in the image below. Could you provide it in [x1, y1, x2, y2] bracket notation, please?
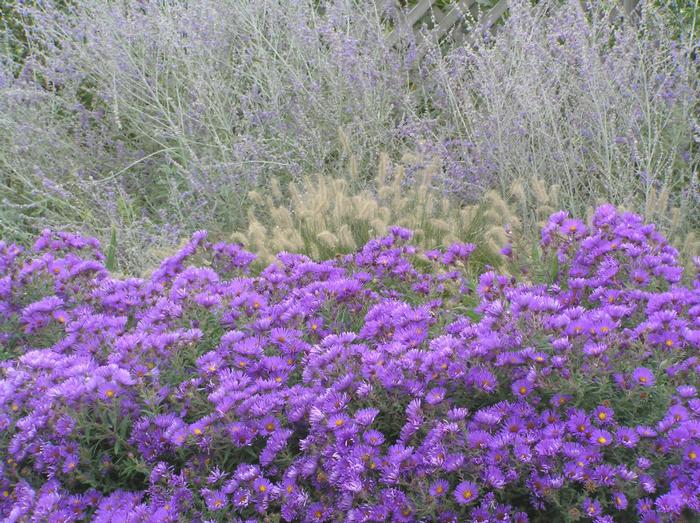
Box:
[232, 151, 502, 272]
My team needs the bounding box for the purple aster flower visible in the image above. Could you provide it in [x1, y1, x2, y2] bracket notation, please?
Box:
[593, 406, 614, 424]
[636, 426, 657, 438]
[327, 414, 351, 430]
[639, 512, 662, 523]
[639, 474, 656, 493]
[616, 427, 639, 448]
[363, 430, 385, 446]
[612, 492, 628, 510]
[632, 367, 655, 387]
[637, 497, 654, 513]
[232, 488, 251, 508]
[511, 379, 532, 398]
[637, 457, 652, 470]
[583, 342, 608, 357]
[676, 385, 697, 398]
[253, 478, 273, 496]
[655, 492, 685, 514]
[97, 382, 120, 401]
[203, 489, 227, 511]
[469, 368, 498, 393]
[429, 479, 449, 497]
[590, 429, 613, 446]
[426, 387, 446, 405]
[354, 408, 380, 426]
[453, 481, 479, 504]
[582, 498, 602, 518]
[684, 444, 699, 463]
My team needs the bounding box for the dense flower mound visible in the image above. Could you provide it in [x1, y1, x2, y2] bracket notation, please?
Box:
[1, 205, 699, 522]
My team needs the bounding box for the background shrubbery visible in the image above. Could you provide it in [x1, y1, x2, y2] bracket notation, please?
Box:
[1, 0, 698, 273]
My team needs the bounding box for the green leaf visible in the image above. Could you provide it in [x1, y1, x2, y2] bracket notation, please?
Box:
[106, 227, 117, 272]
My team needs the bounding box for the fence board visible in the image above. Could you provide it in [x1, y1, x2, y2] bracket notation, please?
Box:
[386, 0, 642, 66]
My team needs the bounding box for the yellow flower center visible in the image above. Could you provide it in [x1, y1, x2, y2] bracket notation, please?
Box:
[258, 485, 267, 493]
[689, 451, 697, 460]
[105, 390, 115, 398]
[665, 339, 673, 347]
[462, 489, 473, 499]
[597, 436, 607, 444]
[435, 485, 443, 494]
[519, 387, 527, 395]
[598, 412, 607, 420]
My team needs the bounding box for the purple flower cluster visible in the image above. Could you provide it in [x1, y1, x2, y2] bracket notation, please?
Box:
[1, 207, 699, 522]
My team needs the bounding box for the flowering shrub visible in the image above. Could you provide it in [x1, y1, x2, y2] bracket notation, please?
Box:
[1, 205, 700, 522]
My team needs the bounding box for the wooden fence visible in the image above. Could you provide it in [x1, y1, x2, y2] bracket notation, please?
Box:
[385, 0, 642, 61]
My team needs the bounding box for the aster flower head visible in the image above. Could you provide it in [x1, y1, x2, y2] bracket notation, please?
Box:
[511, 379, 533, 398]
[685, 444, 699, 463]
[363, 429, 385, 446]
[97, 382, 120, 401]
[612, 492, 628, 510]
[426, 387, 446, 405]
[593, 406, 614, 424]
[632, 367, 655, 387]
[429, 479, 449, 497]
[676, 385, 697, 398]
[327, 414, 350, 430]
[253, 478, 273, 496]
[354, 407, 380, 426]
[582, 498, 602, 518]
[616, 427, 639, 448]
[203, 489, 227, 511]
[454, 481, 478, 504]
[590, 429, 613, 446]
